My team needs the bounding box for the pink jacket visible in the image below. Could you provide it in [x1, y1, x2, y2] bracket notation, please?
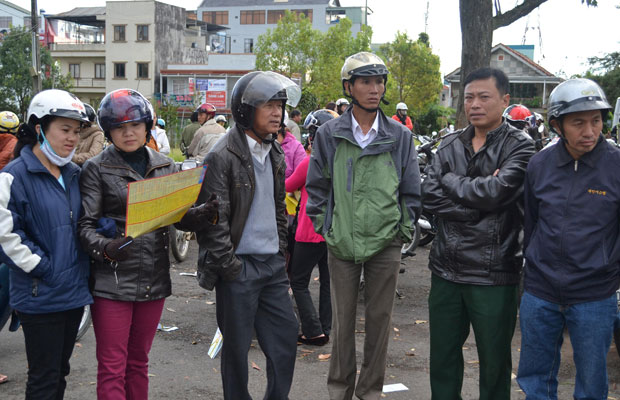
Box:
[285, 156, 324, 243]
[281, 131, 306, 178]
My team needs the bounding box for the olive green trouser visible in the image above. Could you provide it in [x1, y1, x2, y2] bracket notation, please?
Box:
[429, 273, 518, 400]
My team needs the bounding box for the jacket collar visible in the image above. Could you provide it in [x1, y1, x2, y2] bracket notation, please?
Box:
[21, 144, 80, 178]
[101, 145, 172, 176]
[226, 125, 284, 164]
[556, 134, 606, 168]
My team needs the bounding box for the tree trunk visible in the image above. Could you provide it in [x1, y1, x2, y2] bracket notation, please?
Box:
[456, 0, 493, 128]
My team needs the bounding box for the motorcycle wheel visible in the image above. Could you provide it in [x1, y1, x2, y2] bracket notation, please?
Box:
[418, 212, 436, 247]
[170, 226, 190, 262]
[401, 222, 420, 259]
[76, 305, 91, 342]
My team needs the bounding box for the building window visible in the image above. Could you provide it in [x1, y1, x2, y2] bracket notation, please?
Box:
[267, 10, 285, 24]
[114, 63, 126, 79]
[240, 10, 265, 25]
[202, 11, 228, 25]
[23, 16, 31, 29]
[244, 38, 254, 53]
[95, 63, 105, 79]
[509, 83, 537, 99]
[137, 25, 149, 41]
[293, 9, 313, 22]
[113, 25, 126, 42]
[137, 62, 149, 79]
[69, 64, 80, 79]
[0, 17, 12, 29]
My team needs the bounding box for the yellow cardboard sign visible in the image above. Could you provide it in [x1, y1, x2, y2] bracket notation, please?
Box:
[125, 166, 206, 238]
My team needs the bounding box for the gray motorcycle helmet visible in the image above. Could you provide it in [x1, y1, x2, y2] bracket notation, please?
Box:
[547, 78, 611, 134]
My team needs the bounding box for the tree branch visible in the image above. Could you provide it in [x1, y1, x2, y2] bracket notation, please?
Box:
[493, 0, 548, 30]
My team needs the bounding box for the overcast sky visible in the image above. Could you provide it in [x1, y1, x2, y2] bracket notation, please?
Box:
[11, 0, 620, 78]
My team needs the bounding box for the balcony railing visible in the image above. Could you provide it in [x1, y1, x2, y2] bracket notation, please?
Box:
[72, 78, 106, 88]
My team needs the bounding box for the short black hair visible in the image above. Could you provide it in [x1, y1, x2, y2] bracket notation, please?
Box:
[463, 67, 510, 96]
[290, 109, 301, 118]
[190, 111, 198, 123]
[325, 102, 336, 111]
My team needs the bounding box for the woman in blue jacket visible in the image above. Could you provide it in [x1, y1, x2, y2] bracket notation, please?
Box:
[0, 89, 93, 399]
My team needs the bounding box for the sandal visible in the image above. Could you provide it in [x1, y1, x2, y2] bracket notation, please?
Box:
[297, 334, 329, 346]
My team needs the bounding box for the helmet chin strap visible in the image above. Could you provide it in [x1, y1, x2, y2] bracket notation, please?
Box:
[251, 127, 276, 144]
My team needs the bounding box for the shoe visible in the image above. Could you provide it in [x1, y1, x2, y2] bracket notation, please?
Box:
[0, 374, 8, 384]
[297, 334, 329, 346]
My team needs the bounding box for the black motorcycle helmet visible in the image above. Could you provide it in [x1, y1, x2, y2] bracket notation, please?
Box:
[231, 71, 301, 142]
[98, 89, 154, 141]
[84, 103, 96, 123]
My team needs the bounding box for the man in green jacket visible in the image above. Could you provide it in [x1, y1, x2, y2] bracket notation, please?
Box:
[306, 52, 421, 400]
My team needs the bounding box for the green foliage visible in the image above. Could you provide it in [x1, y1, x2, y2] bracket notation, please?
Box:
[415, 104, 455, 136]
[255, 11, 318, 82]
[0, 26, 72, 118]
[379, 32, 443, 117]
[296, 87, 319, 117]
[254, 15, 372, 110]
[306, 19, 372, 106]
[155, 103, 181, 148]
[585, 51, 620, 108]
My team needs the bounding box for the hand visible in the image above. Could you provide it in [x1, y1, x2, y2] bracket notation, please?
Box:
[181, 194, 219, 227]
[493, 169, 500, 177]
[104, 236, 134, 262]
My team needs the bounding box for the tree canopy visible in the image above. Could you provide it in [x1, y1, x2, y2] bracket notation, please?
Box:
[0, 26, 72, 117]
[379, 31, 442, 117]
[585, 51, 620, 110]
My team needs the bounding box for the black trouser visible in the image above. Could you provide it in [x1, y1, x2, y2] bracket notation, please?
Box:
[290, 241, 331, 338]
[215, 253, 298, 400]
[18, 307, 84, 400]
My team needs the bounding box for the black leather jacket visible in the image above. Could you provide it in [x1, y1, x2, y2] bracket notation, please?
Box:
[421, 122, 535, 285]
[195, 126, 288, 290]
[78, 146, 177, 301]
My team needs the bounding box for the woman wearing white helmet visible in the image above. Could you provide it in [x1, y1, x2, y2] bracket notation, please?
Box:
[0, 111, 19, 170]
[0, 89, 93, 399]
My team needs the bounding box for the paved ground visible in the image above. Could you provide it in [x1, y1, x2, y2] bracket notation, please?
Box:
[2, 242, 620, 399]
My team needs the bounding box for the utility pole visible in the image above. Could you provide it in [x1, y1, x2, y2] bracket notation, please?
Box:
[364, 0, 368, 25]
[424, 0, 430, 33]
[30, 0, 41, 94]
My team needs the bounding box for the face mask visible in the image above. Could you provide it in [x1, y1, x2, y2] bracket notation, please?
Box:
[39, 127, 76, 167]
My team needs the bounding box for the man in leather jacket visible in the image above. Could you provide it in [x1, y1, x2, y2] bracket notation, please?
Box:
[194, 71, 300, 400]
[421, 67, 535, 400]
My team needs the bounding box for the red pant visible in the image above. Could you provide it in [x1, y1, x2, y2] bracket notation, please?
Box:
[91, 296, 165, 400]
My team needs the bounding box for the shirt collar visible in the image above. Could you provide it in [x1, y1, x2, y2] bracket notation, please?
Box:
[351, 112, 379, 136]
[245, 133, 271, 164]
[556, 134, 606, 168]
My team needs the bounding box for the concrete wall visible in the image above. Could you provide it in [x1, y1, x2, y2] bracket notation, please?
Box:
[154, 2, 186, 94]
[105, 1, 156, 97]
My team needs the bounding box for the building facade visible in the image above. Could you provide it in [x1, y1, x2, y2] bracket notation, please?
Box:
[0, 0, 29, 34]
[196, 0, 366, 54]
[445, 44, 563, 113]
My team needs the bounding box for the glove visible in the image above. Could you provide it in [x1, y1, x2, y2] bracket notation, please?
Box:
[104, 236, 134, 262]
[179, 193, 219, 231]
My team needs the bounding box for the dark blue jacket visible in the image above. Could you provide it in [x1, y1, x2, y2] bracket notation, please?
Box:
[0, 146, 92, 314]
[523, 136, 620, 304]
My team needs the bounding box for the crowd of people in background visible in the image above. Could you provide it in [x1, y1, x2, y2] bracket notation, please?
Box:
[0, 48, 619, 400]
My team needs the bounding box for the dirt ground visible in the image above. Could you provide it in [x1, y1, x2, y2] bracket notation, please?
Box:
[2, 243, 620, 399]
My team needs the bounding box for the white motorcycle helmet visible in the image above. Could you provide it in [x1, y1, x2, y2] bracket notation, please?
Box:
[396, 102, 408, 111]
[547, 78, 611, 135]
[335, 98, 349, 106]
[27, 89, 89, 125]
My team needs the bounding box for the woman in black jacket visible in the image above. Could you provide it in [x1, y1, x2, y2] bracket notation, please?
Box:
[78, 89, 216, 399]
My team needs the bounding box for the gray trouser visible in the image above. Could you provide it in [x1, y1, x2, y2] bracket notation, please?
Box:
[215, 253, 298, 400]
[327, 240, 402, 400]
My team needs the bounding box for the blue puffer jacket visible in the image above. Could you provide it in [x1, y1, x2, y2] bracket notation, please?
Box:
[0, 145, 92, 314]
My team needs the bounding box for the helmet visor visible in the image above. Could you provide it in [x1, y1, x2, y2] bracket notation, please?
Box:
[241, 72, 301, 108]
